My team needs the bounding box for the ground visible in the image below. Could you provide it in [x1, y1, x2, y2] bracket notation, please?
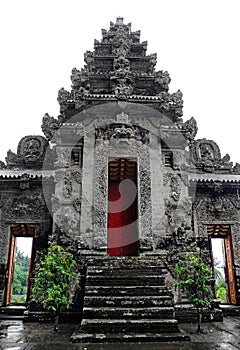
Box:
[0, 316, 240, 349]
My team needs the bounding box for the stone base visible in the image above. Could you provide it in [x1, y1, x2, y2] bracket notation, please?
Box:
[174, 304, 223, 323]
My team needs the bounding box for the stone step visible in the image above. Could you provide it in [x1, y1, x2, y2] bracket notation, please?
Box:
[83, 295, 173, 307]
[71, 331, 190, 343]
[83, 306, 174, 319]
[0, 306, 26, 316]
[80, 318, 180, 333]
[85, 285, 170, 296]
[86, 275, 165, 286]
[87, 266, 167, 274]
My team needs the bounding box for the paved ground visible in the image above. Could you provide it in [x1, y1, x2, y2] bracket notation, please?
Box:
[0, 316, 239, 349]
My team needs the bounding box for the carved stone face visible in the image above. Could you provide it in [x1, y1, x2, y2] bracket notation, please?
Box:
[22, 138, 41, 161]
[199, 143, 214, 161]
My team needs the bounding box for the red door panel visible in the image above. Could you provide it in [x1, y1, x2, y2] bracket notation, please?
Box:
[108, 180, 138, 256]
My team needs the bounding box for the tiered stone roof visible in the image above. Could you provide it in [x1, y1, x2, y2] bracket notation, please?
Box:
[57, 17, 183, 122]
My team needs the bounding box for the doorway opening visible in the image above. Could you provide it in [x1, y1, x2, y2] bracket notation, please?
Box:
[208, 224, 237, 304]
[5, 224, 35, 305]
[108, 158, 139, 256]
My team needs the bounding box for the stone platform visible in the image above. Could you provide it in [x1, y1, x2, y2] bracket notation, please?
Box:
[72, 257, 189, 343]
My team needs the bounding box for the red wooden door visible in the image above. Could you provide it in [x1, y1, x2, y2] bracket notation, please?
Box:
[224, 235, 237, 304]
[108, 180, 138, 256]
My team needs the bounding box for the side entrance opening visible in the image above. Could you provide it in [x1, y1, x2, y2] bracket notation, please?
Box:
[208, 224, 237, 304]
[108, 158, 139, 256]
[5, 224, 35, 305]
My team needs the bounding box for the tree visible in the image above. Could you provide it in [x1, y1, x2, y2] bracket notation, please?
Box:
[31, 245, 79, 331]
[174, 252, 212, 333]
[12, 248, 31, 302]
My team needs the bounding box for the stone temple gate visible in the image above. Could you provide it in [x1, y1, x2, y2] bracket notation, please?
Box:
[0, 17, 240, 342]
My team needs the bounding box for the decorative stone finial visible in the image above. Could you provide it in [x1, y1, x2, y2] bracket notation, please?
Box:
[116, 17, 124, 25]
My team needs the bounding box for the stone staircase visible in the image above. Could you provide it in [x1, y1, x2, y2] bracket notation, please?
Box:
[72, 257, 190, 343]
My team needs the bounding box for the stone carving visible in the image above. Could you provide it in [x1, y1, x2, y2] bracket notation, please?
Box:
[112, 28, 132, 56]
[19, 173, 30, 190]
[195, 195, 238, 221]
[96, 124, 149, 144]
[111, 125, 135, 141]
[63, 171, 73, 198]
[51, 195, 60, 212]
[72, 197, 81, 213]
[22, 138, 41, 162]
[53, 17, 185, 121]
[233, 163, 240, 174]
[57, 88, 74, 113]
[0, 161, 5, 169]
[158, 90, 183, 120]
[170, 175, 180, 202]
[155, 70, 171, 90]
[220, 154, 233, 169]
[41, 113, 61, 141]
[93, 129, 152, 247]
[172, 151, 185, 171]
[3, 195, 47, 220]
[71, 170, 82, 184]
[148, 53, 157, 73]
[54, 207, 79, 236]
[191, 139, 235, 172]
[5, 136, 48, 169]
[163, 173, 181, 202]
[182, 117, 198, 143]
[199, 143, 214, 161]
[55, 147, 71, 168]
[116, 112, 129, 123]
[71, 67, 90, 90]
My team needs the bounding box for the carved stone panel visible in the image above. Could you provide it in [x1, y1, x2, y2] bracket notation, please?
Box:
[93, 127, 152, 251]
[2, 195, 48, 221]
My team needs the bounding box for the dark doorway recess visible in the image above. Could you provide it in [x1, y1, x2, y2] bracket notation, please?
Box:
[108, 158, 139, 256]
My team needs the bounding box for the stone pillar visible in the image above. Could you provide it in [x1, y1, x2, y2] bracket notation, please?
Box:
[80, 129, 95, 234]
[149, 133, 165, 236]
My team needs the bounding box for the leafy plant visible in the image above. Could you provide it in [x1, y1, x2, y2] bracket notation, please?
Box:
[174, 252, 212, 333]
[12, 248, 31, 302]
[212, 259, 227, 303]
[31, 245, 79, 331]
[215, 279, 227, 303]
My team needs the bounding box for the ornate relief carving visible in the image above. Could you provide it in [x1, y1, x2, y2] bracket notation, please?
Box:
[163, 173, 181, 202]
[3, 195, 47, 220]
[41, 113, 61, 141]
[57, 88, 73, 113]
[54, 207, 79, 236]
[195, 195, 238, 221]
[154, 70, 171, 90]
[170, 175, 180, 202]
[71, 170, 82, 184]
[0, 161, 5, 169]
[63, 171, 73, 198]
[55, 147, 71, 168]
[72, 197, 81, 213]
[93, 131, 152, 246]
[5, 136, 49, 169]
[233, 163, 240, 174]
[191, 139, 233, 172]
[182, 117, 198, 143]
[19, 173, 30, 190]
[96, 123, 149, 144]
[51, 195, 60, 212]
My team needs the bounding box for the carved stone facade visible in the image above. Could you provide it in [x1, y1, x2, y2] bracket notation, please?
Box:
[0, 18, 240, 311]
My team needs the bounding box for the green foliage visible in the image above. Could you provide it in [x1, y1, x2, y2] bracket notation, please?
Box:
[216, 278, 227, 303]
[212, 259, 227, 303]
[31, 245, 79, 313]
[12, 248, 31, 302]
[174, 252, 212, 309]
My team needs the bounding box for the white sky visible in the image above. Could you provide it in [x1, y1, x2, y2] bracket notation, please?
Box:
[0, 0, 240, 164]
